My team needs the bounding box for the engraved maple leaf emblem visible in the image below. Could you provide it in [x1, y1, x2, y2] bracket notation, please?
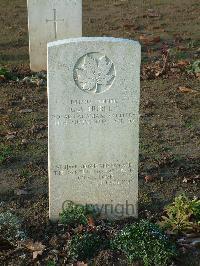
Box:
[75, 54, 115, 93]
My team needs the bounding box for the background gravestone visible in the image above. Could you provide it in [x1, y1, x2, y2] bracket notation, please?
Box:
[27, 0, 82, 71]
[48, 37, 141, 221]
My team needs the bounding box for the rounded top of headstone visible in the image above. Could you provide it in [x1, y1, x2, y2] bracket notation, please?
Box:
[48, 37, 141, 48]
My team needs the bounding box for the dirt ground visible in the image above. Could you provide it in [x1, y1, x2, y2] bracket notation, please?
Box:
[0, 0, 200, 265]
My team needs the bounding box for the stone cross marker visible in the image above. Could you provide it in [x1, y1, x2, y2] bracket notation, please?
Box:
[48, 37, 141, 221]
[27, 0, 82, 72]
[46, 9, 64, 40]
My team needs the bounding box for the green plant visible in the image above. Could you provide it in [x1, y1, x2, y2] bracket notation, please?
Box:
[20, 169, 31, 178]
[0, 145, 12, 164]
[111, 220, 176, 266]
[60, 201, 97, 227]
[69, 231, 107, 262]
[191, 197, 200, 221]
[47, 260, 56, 266]
[0, 66, 16, 80]
[187, 60, 200, 74]
[0, 211, 25, 244]
[185, 121, 193, 129]
[160, 195, 200, 232]
[139, 192, 152, 209]
[169, 49, 188, 60]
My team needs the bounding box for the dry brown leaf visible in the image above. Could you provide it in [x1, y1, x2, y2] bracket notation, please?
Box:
[77, 262, 88, 266]
[177, 60, 189, 67]
[123, 20, 139, 30]
[32, 250, 41, 259]
[144, 175, 154, 183]
[21, 139, 29, 145]
[0, 75, 6, 82]
[139, 35, 160, 45]
[24, 240, 45, 259]
[5, 134, 15, 140]
[74, 224, 84, 234]
[177, 45, 188, 51]
[196, 72, 200, 80]
[178, 86, 198, 93]
[77, 224, 84, 233]
[155, 51, 169, 77]
[88, 216, 95, 227]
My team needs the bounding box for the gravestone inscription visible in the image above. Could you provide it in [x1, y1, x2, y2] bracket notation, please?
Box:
[48, 37, 141, 221]
[27, 0, 82, 71]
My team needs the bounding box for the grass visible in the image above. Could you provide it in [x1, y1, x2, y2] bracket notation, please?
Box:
[0, 144, 13, 165]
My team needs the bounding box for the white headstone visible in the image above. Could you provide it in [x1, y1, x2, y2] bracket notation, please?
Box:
[48, 37, 141, 221]
[27, 0, 82, 72]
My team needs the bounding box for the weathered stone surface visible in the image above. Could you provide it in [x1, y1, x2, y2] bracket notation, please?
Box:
[27, 0, 82, 71]
[48, 37, 141, 221]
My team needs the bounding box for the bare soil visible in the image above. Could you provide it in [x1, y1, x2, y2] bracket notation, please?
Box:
[0, 0, 200, 265]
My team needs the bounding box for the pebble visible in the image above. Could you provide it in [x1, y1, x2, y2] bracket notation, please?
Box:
[19, 109, 33, 113]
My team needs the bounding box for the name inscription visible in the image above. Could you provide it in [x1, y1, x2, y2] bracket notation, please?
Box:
[51, 97, 138, 126]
